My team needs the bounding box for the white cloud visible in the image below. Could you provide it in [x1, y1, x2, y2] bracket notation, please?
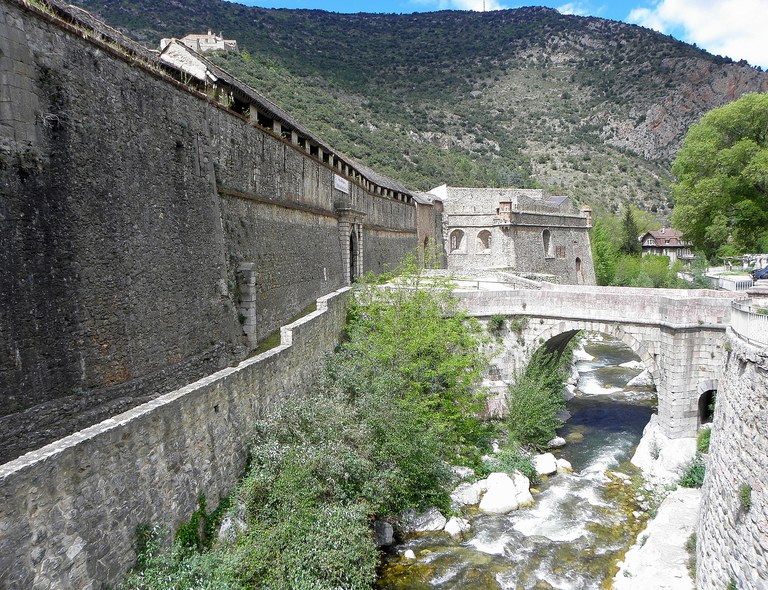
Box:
[627, 0, 768, 68]
[410, 0, 509, 10]
[557, 2, 591, 16]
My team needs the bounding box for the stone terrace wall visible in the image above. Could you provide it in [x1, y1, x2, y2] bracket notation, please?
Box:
[697, 333, 768, 589]
[0, 0, 415, 462]
[0, 287, 350, 590]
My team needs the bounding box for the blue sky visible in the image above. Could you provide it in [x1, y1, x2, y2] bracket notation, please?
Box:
[231, 0, 768, 69]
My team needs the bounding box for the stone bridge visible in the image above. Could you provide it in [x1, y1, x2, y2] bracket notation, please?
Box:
[454, 283, 745, 439]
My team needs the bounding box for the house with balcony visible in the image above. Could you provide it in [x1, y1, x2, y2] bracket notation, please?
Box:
[639, 228, 694, 264]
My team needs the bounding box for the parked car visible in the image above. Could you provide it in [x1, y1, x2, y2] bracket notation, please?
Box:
[751, 265, 768, 280]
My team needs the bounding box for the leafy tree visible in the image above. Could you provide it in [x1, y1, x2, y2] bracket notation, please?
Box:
[621, 206, 642, 254]
[590, 218, 618, 285]
[671, 92, 768, 258]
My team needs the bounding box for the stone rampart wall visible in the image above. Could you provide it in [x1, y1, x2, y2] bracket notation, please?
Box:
[511, 225, 595, 284]
[0, 287, 350, 590]
[697, 334, 768, 589]
[0, 0, 415, 462]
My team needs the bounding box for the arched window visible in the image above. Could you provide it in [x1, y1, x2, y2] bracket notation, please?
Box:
[450, 229, 465, 252]
[477, 230, 492, 252]
[543, 229, 553, 258]
[575, 257, 584, 284]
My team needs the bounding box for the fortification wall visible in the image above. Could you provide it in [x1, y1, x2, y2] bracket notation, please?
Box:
[697, 334, 768, 589]
[0, 287, 351, 590]
[511, 224, 595, 284]
[0, 0, 415, 462]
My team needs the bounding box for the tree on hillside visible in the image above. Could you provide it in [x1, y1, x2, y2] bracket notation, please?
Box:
[671, 92, 768, 258]
[621, 207, 642, 254]
[591, 219, 618, 285]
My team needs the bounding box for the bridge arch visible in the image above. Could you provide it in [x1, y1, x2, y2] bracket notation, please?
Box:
[530, 320, 659, 386]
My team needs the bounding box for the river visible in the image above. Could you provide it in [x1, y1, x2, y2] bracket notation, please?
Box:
[377, 333, 657, 590]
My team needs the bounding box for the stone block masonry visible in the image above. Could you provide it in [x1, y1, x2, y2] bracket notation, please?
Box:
[697, 333, 768, 589]
[0, 287, 351, 590]
[456, 285, 740, 439]
[0, 0, 416, 462]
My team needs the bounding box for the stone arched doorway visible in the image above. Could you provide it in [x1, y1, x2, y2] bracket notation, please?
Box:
[349, 229, 358, 283]
[576, 257, 584, 284]
[698, 389, 716, 425]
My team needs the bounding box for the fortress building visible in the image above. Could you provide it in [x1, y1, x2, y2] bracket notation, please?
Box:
[430, 185, 595, 284]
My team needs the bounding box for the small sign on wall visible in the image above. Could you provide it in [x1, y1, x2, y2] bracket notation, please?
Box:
[334, 174, 350, 194]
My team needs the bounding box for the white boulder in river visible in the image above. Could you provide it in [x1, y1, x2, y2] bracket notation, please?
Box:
[400, 507, 447, 532]
[444, 516, 471, 538]
[627, 369, 654, 387]
[533, 452, 558, 476]
[450, 482, 482, 507]
[479, 472, 533, 514]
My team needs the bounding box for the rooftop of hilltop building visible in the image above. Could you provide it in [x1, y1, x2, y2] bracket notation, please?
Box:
[160, 30, 239, 53]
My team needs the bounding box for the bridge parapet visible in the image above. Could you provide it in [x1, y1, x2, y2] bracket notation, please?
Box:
[455, 285, 744, 328]
[730, 300, 768, 347]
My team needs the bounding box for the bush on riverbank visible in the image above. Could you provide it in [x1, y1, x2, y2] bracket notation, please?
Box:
[505, 348, 570, 451]
[121, 255, 492, 589]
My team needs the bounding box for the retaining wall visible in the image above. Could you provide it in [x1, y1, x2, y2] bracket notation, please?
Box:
[0, 287, 350, 590]
[697, 333, 768, 589]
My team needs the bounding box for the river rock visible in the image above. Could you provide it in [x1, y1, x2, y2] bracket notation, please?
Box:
[373, 521, 394, 547]
[444, 516, 471, 538]
[533, 453, 558, 476]
[547, 436, 567, 449]
[403, 549, 416, 560]
[217, 501, 247, 542]
[627, 369, 654, 387]
[450, 482, 482, 506]
[556, 458, 573, 473]
[631, 414, 697, 483]
[619, 360, 645, 370]
[563, 383, 577, 400]
[450, 465, 475, 482]
[479, 471, 533, 514]
[401, 507, 447, 533]
[573, 346, 594, 361]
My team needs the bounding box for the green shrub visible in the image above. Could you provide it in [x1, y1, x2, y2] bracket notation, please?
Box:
[679, 455, 706, 488]
[483, 443, 539, 484]
[739, 484, 752, 512]
[686, 532, 697, 580]
[121, 526, 242, 590]
[488, 313, 506, 334]
[505, 350, 567, 451]
[697, 428, 711, 453]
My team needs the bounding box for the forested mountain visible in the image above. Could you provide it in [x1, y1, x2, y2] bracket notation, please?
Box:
[73, 0, 768, 215]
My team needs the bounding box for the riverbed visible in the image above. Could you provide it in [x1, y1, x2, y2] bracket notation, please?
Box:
[377, 334, 658, 590]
